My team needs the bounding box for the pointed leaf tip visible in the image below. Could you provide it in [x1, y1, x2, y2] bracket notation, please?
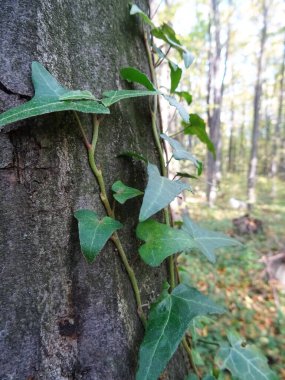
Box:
[74, 209, 122, 263]
[139, 163, 191, 222]
[136, 284, 225, 380]
[182, 214, 241, 263]
[112, 180, 143, 204]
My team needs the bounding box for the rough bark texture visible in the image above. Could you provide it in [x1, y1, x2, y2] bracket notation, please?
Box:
[0, 1, 188, 379]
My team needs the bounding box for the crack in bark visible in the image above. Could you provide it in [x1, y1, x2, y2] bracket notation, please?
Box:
[0, 80, 31, 100]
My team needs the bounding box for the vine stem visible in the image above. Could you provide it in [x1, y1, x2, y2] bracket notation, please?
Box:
[76, 112, 146, 328]
[144, 31, 198, 375]
[144, 32, 175, 291]
[182, 337, 201, 379]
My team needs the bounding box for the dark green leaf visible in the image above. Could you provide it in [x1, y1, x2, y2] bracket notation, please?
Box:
[184, 114, 215, 158]
[129, 4, 155, 27]
[101, 89, 157, 107]
[169, 62, 182, 93]
[59, 89, 96, 101]
[183, 51, 195, 68]
[216, 331, 278, 380]
[136, 284, 225, 380]
[176, 172, 198, 179]
[137, 219, 196, 266]
[163, 95, 189, 122]
[151, 23, 183, 50]
[74, 209, 122, 263]
[117, 151, 148, 163]
[161, 133, 201, 169]
[151, 24, 192, 69]
[112, 180, 143, 204]
[174, 91, 192, 105]
[0, 62, 109, 129]
[182, 214, 240, 263]
[139, 163, 191, 221]
[120, 67, 156, 91]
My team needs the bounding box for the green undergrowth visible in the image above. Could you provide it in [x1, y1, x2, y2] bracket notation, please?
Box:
[178, 173, 285, 378]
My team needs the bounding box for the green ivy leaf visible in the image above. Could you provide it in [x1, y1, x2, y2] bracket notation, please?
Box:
[163, 95, 189, 122]
[151, 23, 183, 51]
[129, 4, 155, 27]
[174, 91, 193, 105]
[136, 219, 196, 266]
[0, 62, 109, 129]
[101, 89, 157, 107]
[136, 284, 225, 380]
[161, 133, 201, 170]
[74, 209, 122, 263]
[151, 23, 192, 69]
[184, 114, 215, 158]
[59, 89, 96, 101]
[169, 62, 182, 93]
[112, 180, 143, 204]
[117, 151, 148, 163]
[120, 67, 156, 91]
[182, 214, 240, 263]
[216, 331, 278, 380]
[139, 163, 191, 222]
[176, 172, 198, 179]
[183, 51, 195, 68]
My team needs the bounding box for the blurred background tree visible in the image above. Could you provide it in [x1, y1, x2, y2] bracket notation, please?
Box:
[151, 0, 285, 377]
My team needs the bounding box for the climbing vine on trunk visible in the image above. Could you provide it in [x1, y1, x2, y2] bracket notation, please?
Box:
[0, 4, 277, 380]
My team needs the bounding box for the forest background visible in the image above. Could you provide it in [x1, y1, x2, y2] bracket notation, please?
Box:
[151, 0, 285, 377]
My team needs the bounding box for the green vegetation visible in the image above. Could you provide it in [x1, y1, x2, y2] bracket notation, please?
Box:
[178, 173, 285, 378]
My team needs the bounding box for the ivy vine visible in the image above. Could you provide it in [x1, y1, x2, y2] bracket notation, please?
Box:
[0, 4, 278, 380]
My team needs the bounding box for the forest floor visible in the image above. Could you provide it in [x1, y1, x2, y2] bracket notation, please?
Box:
[178, 173, 285, 378]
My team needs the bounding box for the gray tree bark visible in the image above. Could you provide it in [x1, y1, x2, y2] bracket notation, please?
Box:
[247, 0, 268, 208]
[0, 1, 188, 379]
[206, 0, 230, 206]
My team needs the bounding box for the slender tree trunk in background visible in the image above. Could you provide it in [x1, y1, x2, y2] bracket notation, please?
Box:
[239, 103, 246, 174]
[227, 100, 235, 172]
[270, 34, 285, 191]
[0, 1, 188, 379]
[247, 0, 268, 209]
[206, 0, 230, 206]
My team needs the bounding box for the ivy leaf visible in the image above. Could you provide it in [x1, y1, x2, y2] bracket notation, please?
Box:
[151, 23, 192, 69]
[74, 209, 122, 263]
[136, 219, 196, 266]
[117, 151, 148, 163]
[129, 4, 155, 27]
[182, 214, 240, 263]
[176, 172, 198, 179]
[174, 91, 192, 105]
[101, 89, 157, 107]
[183, 51, 195, 68]
[59, 89, 96, 101]
[169, 62, 182, 93]
[151, 23, 183, 51]
[112, 180, 143, 204]
[120, 67, 156, 91]
[184, 114, 215, 158]
[163, 95, 189, 122]
[0, 62, 109, 129]
[136, 284, 225, 380]
[160, 133, 201, 171]
[216, 331, 278, 380]
[139, 163, 191, 222]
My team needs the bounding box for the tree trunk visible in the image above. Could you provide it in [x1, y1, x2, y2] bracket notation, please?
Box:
[206, 0, 230, 206]
[0, 1, 187, 379]
[247, 0, 268, 209]
[270, 33, 285, 191]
